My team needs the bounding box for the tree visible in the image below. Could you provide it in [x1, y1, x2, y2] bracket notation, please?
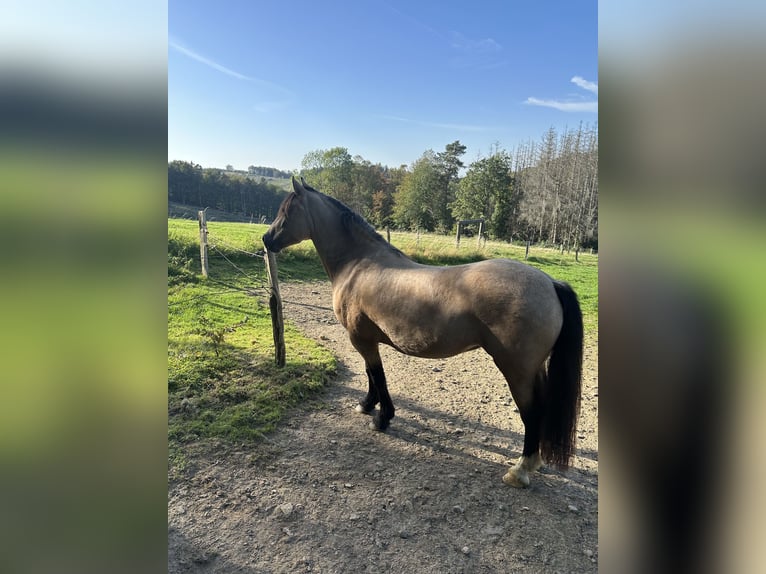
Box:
[393, 151, 441, 231]
[433, 141, 467, 231]
[350, 156, 385, 219]
[490, 176, 516, 241]
[451, 149, 516, 240]
[168, 160, 203, 205]
[371, 165, 406, 228]
[438, 141, 467, 181]
[390, 142, 466, 232]
[300, 147, 355, 207]
[225, 164, 234, 172]
[513, 124, 598, 248]
[167, 161, 286, 221]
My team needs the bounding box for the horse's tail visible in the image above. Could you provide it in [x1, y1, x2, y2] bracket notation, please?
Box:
[540, 280, 584, 470]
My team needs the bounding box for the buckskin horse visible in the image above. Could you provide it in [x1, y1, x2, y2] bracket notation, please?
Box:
[263, 178, 582, 487]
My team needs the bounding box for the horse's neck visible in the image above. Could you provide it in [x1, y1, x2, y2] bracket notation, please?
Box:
[307, 195, 375, 283]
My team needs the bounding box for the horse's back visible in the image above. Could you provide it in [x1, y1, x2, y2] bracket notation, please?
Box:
[456, 259, 563, 337]
[334, 257, 563, 362]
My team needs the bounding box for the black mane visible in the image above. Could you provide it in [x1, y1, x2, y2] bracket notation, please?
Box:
[276, 190, 298, 219]
[305, 184, 405, 258]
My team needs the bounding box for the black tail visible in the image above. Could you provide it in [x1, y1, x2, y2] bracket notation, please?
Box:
[540, 281, 584, 469]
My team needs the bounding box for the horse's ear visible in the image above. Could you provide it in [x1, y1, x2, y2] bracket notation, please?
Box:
[292, 176, 306, 196]
[300, 177, 319, 193]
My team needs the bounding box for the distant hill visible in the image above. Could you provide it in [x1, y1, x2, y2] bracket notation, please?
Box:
[246, 166, 292, 179]
[168, 161, 289, 222]
[220, 169, 293, 192]
[168, 201, 272, 223]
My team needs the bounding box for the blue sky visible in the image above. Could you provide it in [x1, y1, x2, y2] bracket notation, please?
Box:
[169, 0, 597, 172]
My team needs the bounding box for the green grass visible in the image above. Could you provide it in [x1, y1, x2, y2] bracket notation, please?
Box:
[169, 218, 597, 333]
[168, 221, 337, 476]
[168, 218, 598, 473]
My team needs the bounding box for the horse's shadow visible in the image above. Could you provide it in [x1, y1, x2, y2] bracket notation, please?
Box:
[328, 364, 598, 486]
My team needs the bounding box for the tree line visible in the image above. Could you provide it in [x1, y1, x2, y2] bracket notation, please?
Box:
[168, 160, 287, 221]
[298, 123, 597, 250]
[168, 123, 597, 250]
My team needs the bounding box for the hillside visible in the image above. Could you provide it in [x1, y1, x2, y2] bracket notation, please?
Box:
[168, 201, 275, 223]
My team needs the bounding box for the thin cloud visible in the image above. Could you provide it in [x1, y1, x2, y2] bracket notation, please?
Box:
[253, 101, 289, 113]
[525, 76, 598, 112]
[571, 75, 598, 94]
[378, 3, 504, 68]
[378, 1, 445, 41]
[449, 31, 502, 54]
[525, 98, 598, 113]
[380, 114, 501, 133]
[169, 37, 295, 112]
[169, 39, 252, 81]
[448, 31, 505, 70]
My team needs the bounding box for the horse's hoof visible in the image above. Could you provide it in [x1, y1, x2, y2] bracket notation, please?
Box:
[526, 453, 544, 473]
[369, 418, 389, 432]
[502, 469, 530, 488]
[355, 403, 374, 415]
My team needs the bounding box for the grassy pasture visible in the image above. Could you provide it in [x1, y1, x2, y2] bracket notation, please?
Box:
[168, 219, 597, 328]
[168, 218, 598, 472]
[168, 220, 338, 474]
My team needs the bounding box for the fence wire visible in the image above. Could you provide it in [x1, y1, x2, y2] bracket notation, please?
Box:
[173, 226, 318, 312]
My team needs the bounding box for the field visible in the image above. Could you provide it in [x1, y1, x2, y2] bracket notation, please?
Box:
[168, 219, 338, 473]
[168, 218, 599, 572]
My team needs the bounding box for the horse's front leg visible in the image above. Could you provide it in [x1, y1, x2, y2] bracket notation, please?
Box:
[366, 363, 394, 431]
[350, 337, 395, 431]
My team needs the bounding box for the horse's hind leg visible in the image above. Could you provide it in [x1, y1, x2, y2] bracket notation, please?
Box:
[355, 367, 380, 415]
[350, 338, 395, 431]
[495, 361, 546, 488]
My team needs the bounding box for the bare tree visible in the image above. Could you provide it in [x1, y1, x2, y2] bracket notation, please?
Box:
[513, 124, 598, 250]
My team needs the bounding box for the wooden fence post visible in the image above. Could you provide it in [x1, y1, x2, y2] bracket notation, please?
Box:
[264, 249, 286, 367]
[456, 219, 483, 248]
[198, 209, 209, 278]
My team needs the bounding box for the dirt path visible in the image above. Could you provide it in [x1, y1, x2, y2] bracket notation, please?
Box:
[168, 280, 598, 573]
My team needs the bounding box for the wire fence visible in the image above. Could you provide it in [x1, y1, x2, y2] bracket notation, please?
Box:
[168, 226, 272, 308]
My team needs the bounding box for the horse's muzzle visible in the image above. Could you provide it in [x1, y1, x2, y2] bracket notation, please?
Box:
[262, 232, 281, 253]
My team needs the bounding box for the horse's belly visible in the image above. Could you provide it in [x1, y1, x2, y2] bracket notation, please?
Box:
[383, 325, 481, 359]
[395, 343, 481, 360]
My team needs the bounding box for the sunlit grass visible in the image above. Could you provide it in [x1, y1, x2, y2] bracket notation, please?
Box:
[168, 224, 336, 477]
[169, 217, 598, 333]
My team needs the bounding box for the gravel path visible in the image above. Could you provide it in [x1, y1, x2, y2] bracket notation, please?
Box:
[168, 280, 598, 573]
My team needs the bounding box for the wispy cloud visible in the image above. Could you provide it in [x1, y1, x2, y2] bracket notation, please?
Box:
[378, 1, 444, 41]
[378, 3, 505, 70]
[571, 75, 598, 94]
[449, 32, 502, 54]
[379, 114, 501, 133]
[448, 31, 505, 70]
[525, 76, 598, 112]
[169, 37, 294, 111]
[525, 98, 598, 113]
[169, 39, 253, 81]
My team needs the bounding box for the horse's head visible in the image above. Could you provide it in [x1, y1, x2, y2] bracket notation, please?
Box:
[262, 177, 313, 252]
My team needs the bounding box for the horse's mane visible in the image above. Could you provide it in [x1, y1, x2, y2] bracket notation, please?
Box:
[277, 190, 298, 218]
[305, 184, 406, 258]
